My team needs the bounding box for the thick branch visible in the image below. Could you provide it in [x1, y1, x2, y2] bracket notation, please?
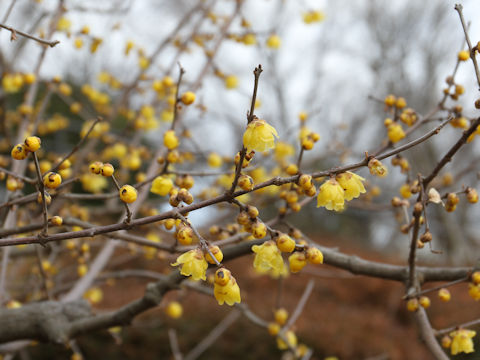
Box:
[414, 307, 449, 360]
[0, 300, 90, 343]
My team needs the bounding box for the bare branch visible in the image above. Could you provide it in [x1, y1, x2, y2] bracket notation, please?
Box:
[414, 307, 449, 360]
[0, 23, 59, 47]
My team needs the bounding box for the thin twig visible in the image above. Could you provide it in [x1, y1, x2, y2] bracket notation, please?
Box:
[454, 4, 480, 89]
[32, 152, 48, 236]
[407, 179, 423, 289]
[404, 276, 469, 299]
[174, 212, 221, 266]
[283, 280, 314, 331]
[0, 23, 59, 47]
[435, 318, 480, 336]
[1, 0, 17, 23]
[49, 117, 103, 174]
[0, 166, 35, 184]
[228, 65, 263, 196]
[168, 328, 183, 360]
[184, 310, 240, 360]
[110, 174, 132, 223]
[160, 64, 186, 174]
[423, 118, 480, 187]
[34, 246, 52, 300]
[171, 64, 185, 131]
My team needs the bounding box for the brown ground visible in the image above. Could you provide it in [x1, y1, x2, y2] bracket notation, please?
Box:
[28, 237, 479, 360]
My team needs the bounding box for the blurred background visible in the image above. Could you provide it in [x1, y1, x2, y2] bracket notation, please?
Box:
[1, 0, 480, 359]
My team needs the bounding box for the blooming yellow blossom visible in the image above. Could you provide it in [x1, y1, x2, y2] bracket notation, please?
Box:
[171, 249, 208, 281]
[213, 268, 241, 306]
[252, 240, 287, 277]
[317, 179, 345, 211]
[335, 172, 366, 201]
[150, 176, 173, 196]
[243, 119, 279, 152]
[450, 329, 476, 355]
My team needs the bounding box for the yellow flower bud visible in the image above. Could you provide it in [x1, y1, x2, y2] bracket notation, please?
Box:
[43, 172, 62, 189]
[119, 185, 137, 203]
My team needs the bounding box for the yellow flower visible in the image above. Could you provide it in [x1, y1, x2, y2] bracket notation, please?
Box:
[400, 184, 412, 199]
[225, 75, 238, 89]
[243, 33, 257, 45]
[252, 240, 287, 277]
[450, 116, 468, 129]
[84, 287, 103, 304]
[317, 179, 345, 211]
[243, 119, 279, 152]
[450, 329, 476, 355]
[468, 283, 480, 301]
[458, 50, 469, 61]
[266, 34, 281, 49]
[335, 172, 366, 201]
[288, 251, 307, 273]
[165, 301, 183, 318]
[2, 73, 23, 93]
[387, 123, 406, 143]
[164, 130, 179, 150]
[138, 56, 150, 70]
[150, 176, 173, 196]
[213, 268, 241, 306]
[56, 17, 71, 31]
[303, 10, 325, 24]
[438, 288, 451, 302]
[207, 152, 223, 167]
[171, 249, 208, 281]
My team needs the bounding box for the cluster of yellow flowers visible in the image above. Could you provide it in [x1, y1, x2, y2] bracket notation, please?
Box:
[382, 95, 421, 144]
[303, 10, 325, 24]
[442, 329, 477, 355]
[171, 246, 241, 306]
[468, 271, 480, 301]
[2, 72, 35, 93]
[11, 136, 41, 160]
[252, 238, 323, 277]
[316, 172, 366, 212]
[405, 274, 480, 355]
[266, 308, 310, 355]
